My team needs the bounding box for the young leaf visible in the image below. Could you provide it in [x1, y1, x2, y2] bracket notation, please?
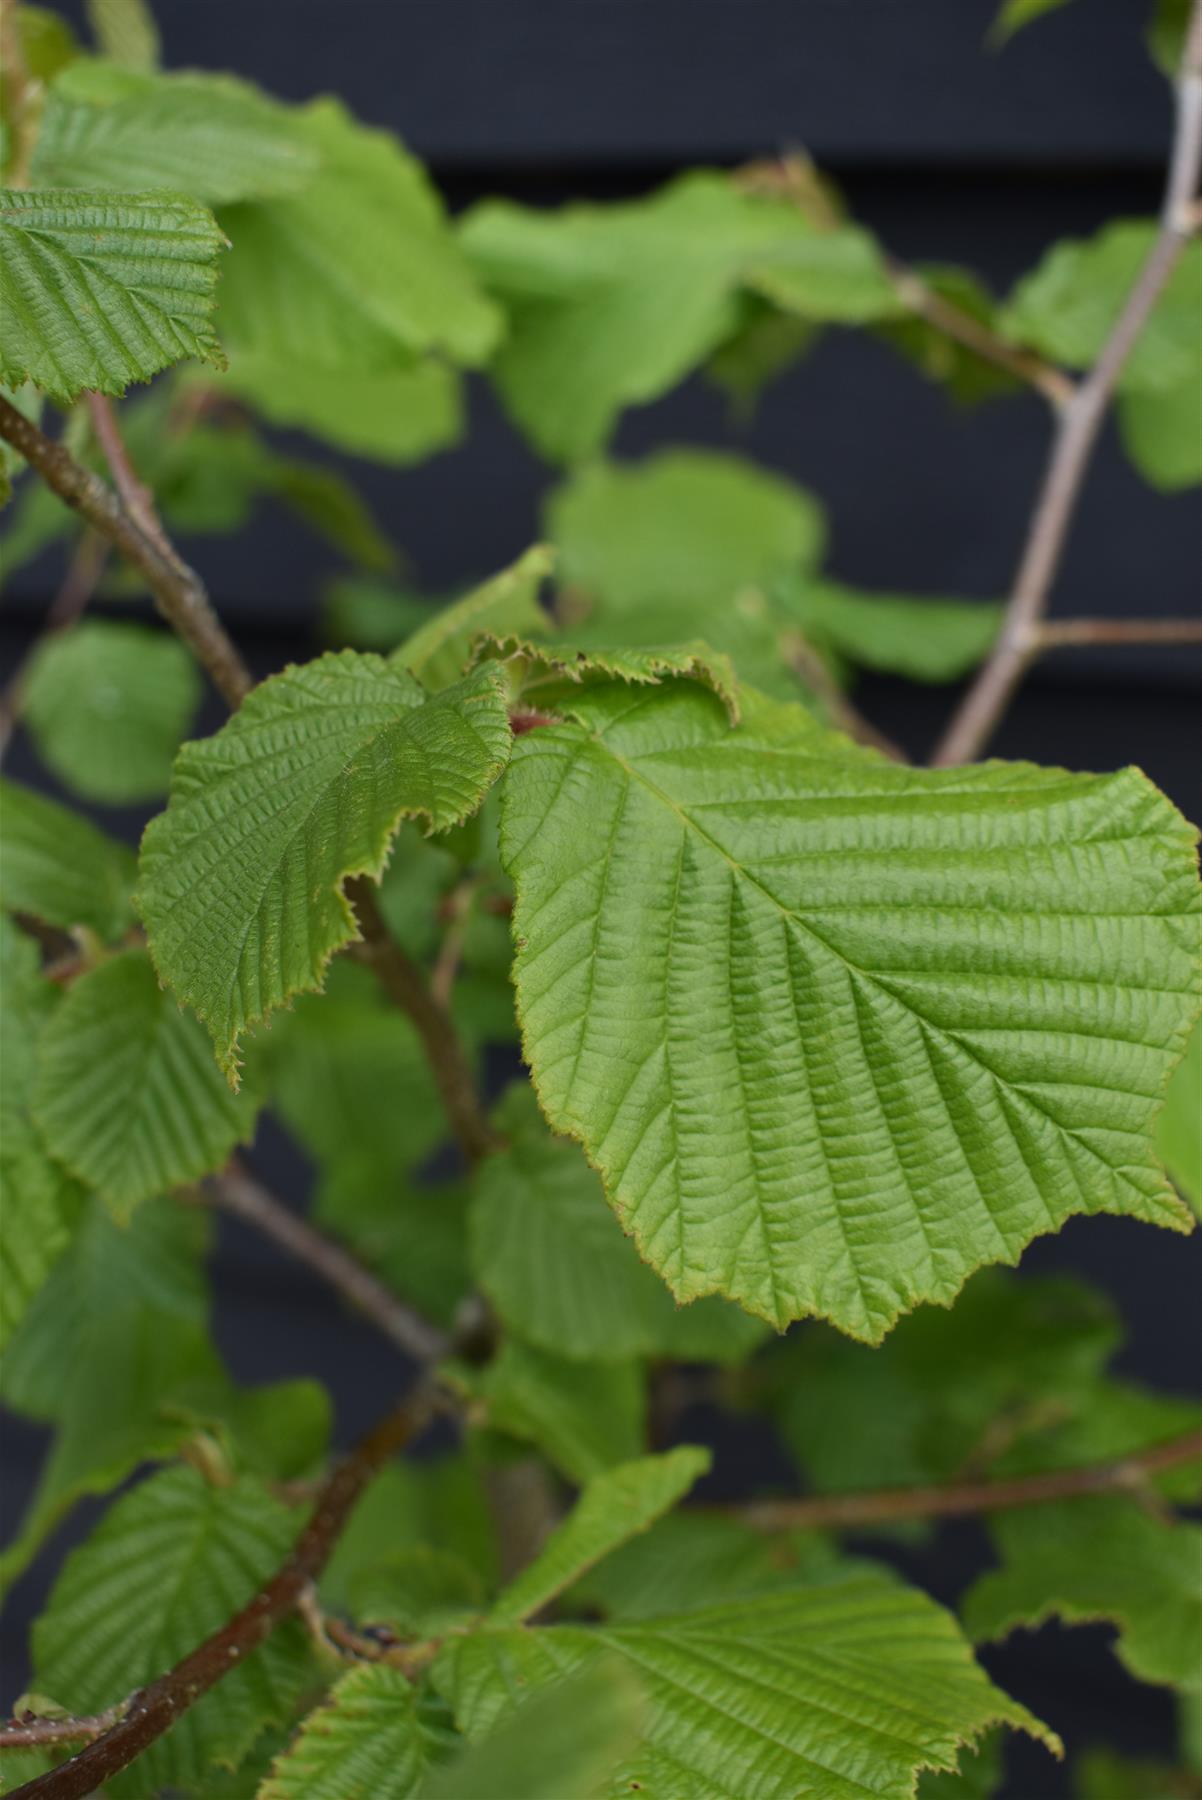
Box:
[489, 1447, 710, 1625]
[963, 1497, 1202, 1692]
[472, 633, 741, 725]
[778, 577, 1004, 682]
[23, 621, 201, 804]
[137, 654, 512, 1080]
[0, 187, 226, 401]
[470, 1089, 766, 1363]
[0, 778, 136, 940]
[321, 1455, 499, 1610]
[396, 546, 554, 692]
[459, 1338, 647, 1482]
[501, 680, 1200, 1340]
[462, 174, 894, 461]
[31, 64, 317, 202]
[32, 947, 259, 1216]
[86, 0, 161, 70]
[259, 1665, 452, 1800]
[417, 1662, 645, 1800]
[33, 1465, 312, 1793]
[435, 1569, 1059, 1796]
[1119, 370, 1202, 491]
[1157, 1017, 1201, 1214]
[349, 1546, 484, 1637]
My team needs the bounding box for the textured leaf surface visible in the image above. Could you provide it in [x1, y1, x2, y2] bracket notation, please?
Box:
[418, 1662, 645, 1800]
[34, 1465, 312, 1792]
[473, 633, 741, 726]
[780, 577, 1004, 682]
[397, 546, 554, 691]
[460, 1339, 646, 1482]
[1157, 1018, 1201, 1213]
[0, 187, 226, 400]
[259, 1665, 447, 1800]
[462, 175, 894, 460]
[0, 778, 135, 939]
[138, 654, 511, 1078]
[470, 1089, 766, 1363]
[490, 1447, 710, 1625]
[24, 621, 201, 803]
[964, 1498, 1202, 1692]
[32, 948, 258, 1215]
[31, 64, 316, 202]
[436, 1570, 1058, 1799]
[501, 680, 1199, 1338]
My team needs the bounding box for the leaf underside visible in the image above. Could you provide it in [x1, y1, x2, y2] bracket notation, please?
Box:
[500, 680, 1200, 1340]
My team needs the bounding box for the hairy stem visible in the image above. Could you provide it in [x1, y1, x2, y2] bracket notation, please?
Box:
[733, 1427, 1202, 1533]
[0, 1707, 126, 1752]
[9, 1383, 440, 1800]
[203, 1162, 450, 1362]
[931, 0, 1202, 767]
[0, 396, 252, 708]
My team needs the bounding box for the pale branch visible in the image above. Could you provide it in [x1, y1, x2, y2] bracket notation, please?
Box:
[1034, 617, 1202, 649]
[732, 1427, 1202, 1534]
[204, 1161, 450, 1363]
[0, 1706, 126, 1751]
[348, 877, 500, 1165]
[0, 396, 252, 710]
[931, 0, 1202, 767]
[781, 627, 908, 761]
[10, 1381, 442, 1800]
[84, 394, 176, 562]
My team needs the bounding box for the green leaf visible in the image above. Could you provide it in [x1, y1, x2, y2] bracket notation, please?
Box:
[85, 0, 160, 70]
[473, 633, 741, 726]
[23, 621, 201, 803]
[989, 0, 1074, 45]
[0, 920, 80, 1350]
[461, 1339, 646, 1483]
[396, 547, 554, 692]
[315, 1163, 472, 1330]
[964, 1497, 1202, 1692]
[1073, 1747, 1193, 1800]
[1157, 1017, 1201, 1213]
[417, 1661, 645, 1800]
[1148, 0, 1192, 75]
[214, 97, 496, 458]
[32, 947, 258, 1216]
[501, 679, 1199, 1340]
[1002, 225, 1202, 394]
[33, 1465, 312, 1793]
[259, 1665, 450, 1800]
[324, 578, 436, 653]
[138, 654, 512, 1080]
[0, 777, 136, 939]
[321, 1454, 499, 1609]
[435, 1569, 1059, 1797]
[462, 173, 894, 461]
[490, 1447, 710, 1625]
[918, 1735, 1003, 1800]
[0, 186, 226, 401]
[349, 1546, 484, 1637]
[779, 577, 1004, 682]
[32, 64, 316, 202]
[1119, 369, 1202, 490]
[470, 1088, 766, 1363]
[876, 265, 1021, 406]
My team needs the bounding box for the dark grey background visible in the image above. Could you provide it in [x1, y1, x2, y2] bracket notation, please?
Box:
[2, 3, 1200, 1794]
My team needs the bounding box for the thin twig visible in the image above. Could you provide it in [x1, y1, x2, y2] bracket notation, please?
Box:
[206, 1162, 449, 1363]
[1034, 617, 1202, 649]
[781, 626, 908, 761]
[9, 1382, 441, 1800]
[931, 1, 1202, 767]
[0, 1706, 126, 1751]
[731, 1427, 1202, 1534]
[0, 395, 252, 709]
[84, 395, 175, 560]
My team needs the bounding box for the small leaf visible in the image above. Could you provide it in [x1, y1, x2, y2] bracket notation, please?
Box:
[23, 621, 201, 804]
[436, 1569, 1059, 1796]
[33, 1465, 312, 1793]
[989, 0, 1075, 46]
[964, 1497, 1202, 1692]
[472, 633, 741, 725]
[259, 1665, 450, 1800]
[32, 947, 259, 1216]
[396, 546, 554, 691]
[85, 0, 160, 70]
[779, 576, 1004, 682]
[1119, 370, 1202, 491]
[321, 1455, 499, 1610]
[490, 1447, 710, 1625]
[501, 679, 1199, 1339]
[138, 653, 512, 1080]
[1157, 1018, 1201, 1213]
[460, 1339, 647, 1483]
[0, 778, 136, 940]
[0, 187, 226, 401]
[349, 1545, 484, 1637]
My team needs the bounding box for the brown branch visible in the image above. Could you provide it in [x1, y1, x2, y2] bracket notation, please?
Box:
[347, 878, 500, 1165]
[732, 1427, 1202, 1534]
[0, 395, 252, 709]
[10, 1382, 440, 1800]
[84, 395, 175, 561]
[1034, 617, 1202, 649]
[204, 1162, 449, 1363]
[781, 627, 908, 761]
[0, 1706, 125, 1751]
[931, 1, 1202, 767]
